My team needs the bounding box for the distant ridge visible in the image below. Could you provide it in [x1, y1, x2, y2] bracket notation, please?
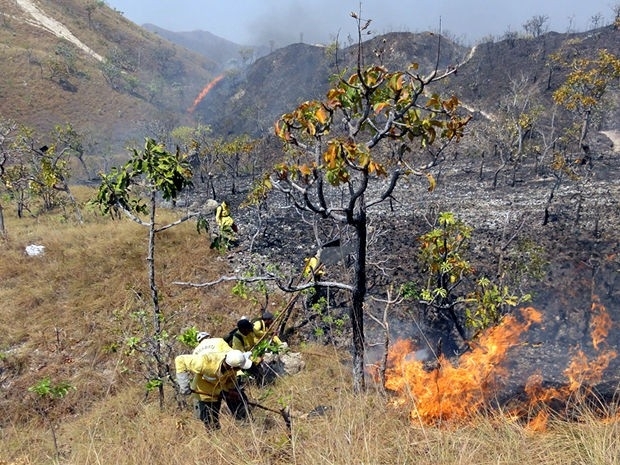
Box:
[142, 24, 270, 70]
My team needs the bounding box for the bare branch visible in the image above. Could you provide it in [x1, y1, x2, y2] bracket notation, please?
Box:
[154, 212, 200, 233]
[173, 273, 354, 293]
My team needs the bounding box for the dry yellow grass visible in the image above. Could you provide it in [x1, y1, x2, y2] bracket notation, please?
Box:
[2, 187, 620, 464]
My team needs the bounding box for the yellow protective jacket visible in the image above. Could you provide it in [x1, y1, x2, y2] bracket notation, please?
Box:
[175, 348, 236, 402]
[230, 330, 258, 352]
[215, 202, 235, 230]
[193, 337, 231, 355]
[252, 319, 283, 346]
[303, 254, 323, 278]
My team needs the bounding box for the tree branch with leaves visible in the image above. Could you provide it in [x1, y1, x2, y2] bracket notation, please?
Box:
[91, 138, 196, 407]
[257, 20, 470, 392]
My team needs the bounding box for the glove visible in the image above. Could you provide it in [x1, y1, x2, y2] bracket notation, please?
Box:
[176, 372, 192, 395]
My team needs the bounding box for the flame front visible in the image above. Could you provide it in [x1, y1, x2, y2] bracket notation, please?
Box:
[385, 308, 541, 424]
[188, 74, 225, 113]
[384, 304, 616, 427]
[590, 294, 612, 351]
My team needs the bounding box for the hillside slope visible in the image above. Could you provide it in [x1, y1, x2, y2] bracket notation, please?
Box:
[196, 26, 620, 145]
[0, 0, 218, 151]
[142, 24, 270, 70]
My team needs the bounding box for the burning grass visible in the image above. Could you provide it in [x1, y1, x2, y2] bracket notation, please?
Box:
[384, 306, 618, 430]
[3, 347, 620, 464]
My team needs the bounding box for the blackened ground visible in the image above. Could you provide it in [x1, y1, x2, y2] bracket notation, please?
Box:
[180, 137, 620, 401]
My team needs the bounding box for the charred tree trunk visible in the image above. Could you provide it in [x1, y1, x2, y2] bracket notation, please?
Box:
[579, 109, 592, 167]
[351, 208, 367, 393]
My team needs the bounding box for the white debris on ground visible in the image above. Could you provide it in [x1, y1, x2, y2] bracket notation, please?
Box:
[25, 244, 45, 256]
[262, 351, 305, 377]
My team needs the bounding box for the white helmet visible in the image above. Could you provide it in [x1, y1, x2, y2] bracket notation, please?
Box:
[224, 350, 253, 370]
[196, 331, 210, 342]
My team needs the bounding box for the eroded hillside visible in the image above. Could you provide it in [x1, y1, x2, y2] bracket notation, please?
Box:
[0, 0, 218, 150]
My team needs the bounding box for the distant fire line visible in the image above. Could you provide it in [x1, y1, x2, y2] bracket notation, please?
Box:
[188, 74, 225, 113]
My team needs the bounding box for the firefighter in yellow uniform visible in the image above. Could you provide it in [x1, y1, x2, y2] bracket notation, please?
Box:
[230, 319, 259, 352]
[303, 251, 323, 280]
[252, 312, 284, 347]
[231, 316, 284, 352]
[230, 315, 287, 385]
[192, 331, 212, 355]
[175, 342, 252, 430]
[213, 201, 238, 248]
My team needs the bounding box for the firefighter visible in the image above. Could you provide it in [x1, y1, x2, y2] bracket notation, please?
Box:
[302, 250, 323, 280]
[252, 312, 284, 348]
[230, 315, 285, 352]
[213, 201, 238, 248]
[175, 344, 252, 430]
[192, 331, 213, 355]
[229, 318, 258, 352]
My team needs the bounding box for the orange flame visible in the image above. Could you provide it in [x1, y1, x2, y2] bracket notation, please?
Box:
[590, 295, 612, 350]
[385, 303, 617, 428]
[564, 349, 616, 392]
[188, 74, 225, 113]
[385, 307, 541, 425]
[526, 409, 549, 432]
[522, 347, 616, 431]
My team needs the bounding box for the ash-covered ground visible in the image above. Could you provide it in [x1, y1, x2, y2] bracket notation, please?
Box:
[180, 137, 620, 402]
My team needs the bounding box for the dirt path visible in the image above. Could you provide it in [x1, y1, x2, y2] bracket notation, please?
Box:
[14, 0, 103, 62]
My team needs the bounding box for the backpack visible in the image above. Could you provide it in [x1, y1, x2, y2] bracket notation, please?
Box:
[223, 327, 239, 346]
[224, 318, 263, 346]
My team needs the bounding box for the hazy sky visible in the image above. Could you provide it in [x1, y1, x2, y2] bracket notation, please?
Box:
[105, 0, 616, 47]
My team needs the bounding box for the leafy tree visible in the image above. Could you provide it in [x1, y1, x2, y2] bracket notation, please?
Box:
[417, 212, 530, 350]
[482, 73, 543, 187]
[52, 123, 91, 181]
[211, 135, 257, 195]
[99, 58, 122, 90]
[238, 47, 255, 66]
[47, 40, 83, 91]
[0, 119, 19, 236]
[91, 138, 195, 407]
[539, 48, 620, 226]
[145, 78, 164, 104]
[171, 124, 215, 192]
[0, 130, 30, 218]
[171, 128, 258, 198]
[85, 0, 104, 28]
[551, 49, 620, 164]
[254, 16, 470, 392]
[0, 123, 83, 220]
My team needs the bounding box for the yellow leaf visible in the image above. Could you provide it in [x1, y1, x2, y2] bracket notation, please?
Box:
[315, 106, 329, 124]
[373, 101, 390, 114]
[426, 173, 436, 192]
[389, 73, 404, 92]
[299, 164, 313, 176]
[323, 142, 340, 167]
